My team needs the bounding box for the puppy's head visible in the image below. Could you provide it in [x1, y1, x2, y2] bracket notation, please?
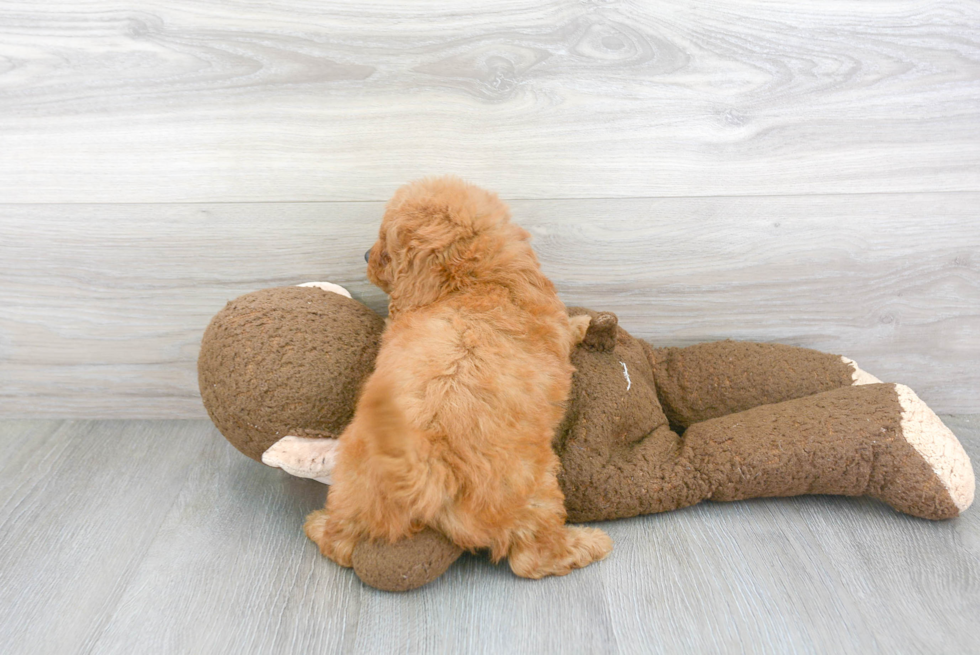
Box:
[367, 176, 528, 305]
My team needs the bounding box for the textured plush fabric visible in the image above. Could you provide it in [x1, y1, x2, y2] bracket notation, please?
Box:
[558, 337, 960, 521]
[555, 310, 882, 523]
[557, 308, 698, 522]
[650, 340, 855, 430]
[351, 529, 464, 592]
[198, 287, 384, 461]
[197, 288, 972, 591]
[684, 383, 960, 520]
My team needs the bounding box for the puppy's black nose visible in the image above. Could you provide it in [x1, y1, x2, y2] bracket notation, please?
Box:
[364, 248, 372, 263]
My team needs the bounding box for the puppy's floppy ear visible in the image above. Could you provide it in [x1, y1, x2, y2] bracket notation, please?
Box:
[393, 202, 476, 256]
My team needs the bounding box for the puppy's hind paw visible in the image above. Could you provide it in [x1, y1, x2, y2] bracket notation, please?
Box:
[304, 509, 357, 567]
[508, 525, 613, 579]
[304, 509, 330, 546]
[566, 526, 613, 568]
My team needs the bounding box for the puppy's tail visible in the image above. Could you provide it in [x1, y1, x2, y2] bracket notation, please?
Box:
[358, 377, 431, 502]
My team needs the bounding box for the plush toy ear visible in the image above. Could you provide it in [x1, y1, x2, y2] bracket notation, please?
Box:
[582, 312, 618, 352]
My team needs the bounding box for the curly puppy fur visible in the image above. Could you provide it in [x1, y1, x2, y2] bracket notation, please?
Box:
[304, 176, 612, 579]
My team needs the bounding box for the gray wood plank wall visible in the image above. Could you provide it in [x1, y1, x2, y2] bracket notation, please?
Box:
[2, 1, 979, 202]
[1, 1, 978, 416]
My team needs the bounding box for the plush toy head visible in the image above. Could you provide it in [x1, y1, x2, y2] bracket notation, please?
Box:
[198, 285, 384, 461]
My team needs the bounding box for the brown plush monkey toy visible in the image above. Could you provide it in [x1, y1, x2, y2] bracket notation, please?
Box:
[199, 283, 975, 591]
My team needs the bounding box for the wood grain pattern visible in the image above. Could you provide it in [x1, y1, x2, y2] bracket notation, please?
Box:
[3, 1, 978, 650]
[2, 193, 978, 417]
[91, 430, 622, 654]
[90, 427, 363, 654]
[1, 418, 977, 653]
[0, 420, 210, 654]
[1, 1, 978, 202]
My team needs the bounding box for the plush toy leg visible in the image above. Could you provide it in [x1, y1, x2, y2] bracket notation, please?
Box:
[682, 383, 974, 519]
[648, 341, 880, 430]
[561, 422, 717, 523]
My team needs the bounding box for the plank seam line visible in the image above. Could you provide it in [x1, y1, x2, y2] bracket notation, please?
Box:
[1, 189, 979, 207]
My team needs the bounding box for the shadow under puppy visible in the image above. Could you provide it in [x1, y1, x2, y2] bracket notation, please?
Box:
[304, 176, 612, 578]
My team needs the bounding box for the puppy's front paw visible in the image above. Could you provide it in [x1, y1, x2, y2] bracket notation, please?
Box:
[569, 314, 592, 345]
[566, 526, 613, 567]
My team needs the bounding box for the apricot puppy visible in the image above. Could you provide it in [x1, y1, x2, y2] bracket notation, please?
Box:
[304, 176, 612, 579]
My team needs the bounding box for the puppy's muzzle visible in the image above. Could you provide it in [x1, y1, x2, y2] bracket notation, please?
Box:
[364, 248, 372, 263]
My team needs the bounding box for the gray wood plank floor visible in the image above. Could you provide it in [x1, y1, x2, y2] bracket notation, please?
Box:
[1, 418, 978, 654]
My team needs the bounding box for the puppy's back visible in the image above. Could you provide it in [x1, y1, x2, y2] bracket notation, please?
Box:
[371, 299, 571, 488]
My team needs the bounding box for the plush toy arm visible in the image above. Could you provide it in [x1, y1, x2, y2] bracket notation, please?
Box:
[261, 436, 340, 485]
[350, 528, 464, 592]
[647, 341, 881, 430]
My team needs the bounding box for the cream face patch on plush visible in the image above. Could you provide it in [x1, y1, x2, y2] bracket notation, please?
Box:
[841, 356, 882, 385]
[896, 384, 975, 513]
[297, 281, 352, 298]
[262, 435, 340, 485]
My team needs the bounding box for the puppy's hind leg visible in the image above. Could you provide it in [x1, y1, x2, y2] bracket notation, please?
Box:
[304, 508, 361, 568]
[509, 524, 613, 579]
[506, 476, 613, 579]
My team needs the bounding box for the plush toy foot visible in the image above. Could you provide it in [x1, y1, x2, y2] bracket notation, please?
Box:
[351, 528, 464, 592]
[879, 384, 974, 517]
[262, 435, 339, 485]
[841, 356, 883, 385]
